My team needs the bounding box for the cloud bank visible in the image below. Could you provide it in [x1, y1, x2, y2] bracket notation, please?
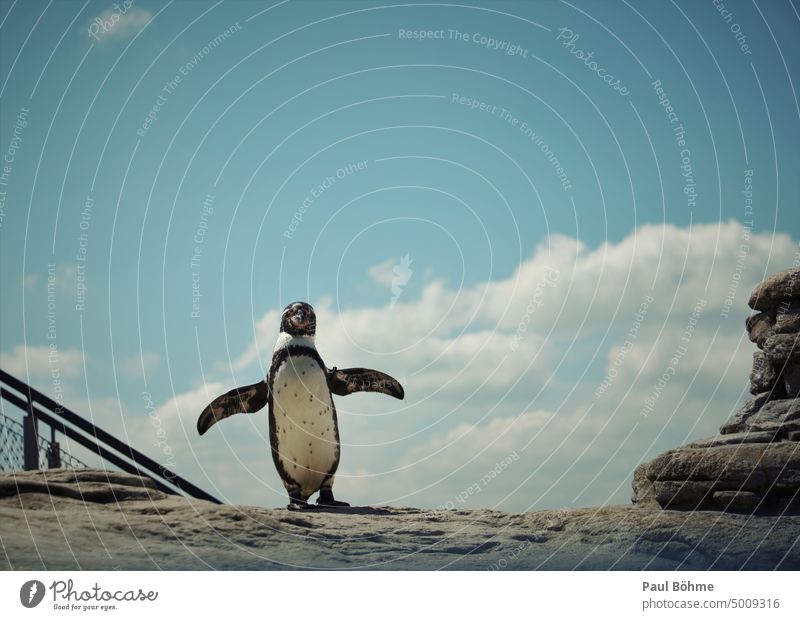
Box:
[6, 221, 796, 511]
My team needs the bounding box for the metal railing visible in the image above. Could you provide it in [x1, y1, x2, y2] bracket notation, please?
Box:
[0, 411, 89, 471]
[0, 368, 220, 504]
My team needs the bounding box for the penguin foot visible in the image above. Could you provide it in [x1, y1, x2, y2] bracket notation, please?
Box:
[286, 491, 315, 511]
[317, 488, 350, 507]
[317, 499, 350, 507]
[286, 500, 315, 511]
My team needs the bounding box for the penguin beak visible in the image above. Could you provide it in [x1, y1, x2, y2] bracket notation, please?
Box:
[290, 311, 308, 327]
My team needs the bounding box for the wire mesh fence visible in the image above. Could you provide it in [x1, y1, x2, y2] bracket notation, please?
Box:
[0, 412, 88, 471]
[1, 369, 219, 502]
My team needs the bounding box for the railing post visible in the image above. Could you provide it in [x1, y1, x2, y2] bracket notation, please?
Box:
[23, 397, 39, 470]
[46, 426, 61, 469]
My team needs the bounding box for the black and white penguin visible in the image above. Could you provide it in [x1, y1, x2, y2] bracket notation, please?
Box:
[197, 301, 404, 510]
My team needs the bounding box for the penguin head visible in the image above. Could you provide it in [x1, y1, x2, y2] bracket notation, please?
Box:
[280, 301, 316, 336]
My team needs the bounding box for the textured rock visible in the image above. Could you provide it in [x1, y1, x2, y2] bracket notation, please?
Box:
[632, 442, 800, 513]
[762, 333, 800, 362]
[1, 469, 798, 570]
[749, 351, 779, 394]
[775, 303, 800, 333]
[746, 312, 775, 347]
[719, 392, 770, 434]
[720, 397, 800, 437]
[687, 431, 779, 448]
[748, 267, 800, 311]
[0, 468, 166, 502]
[746, 302, 800, 363]
[784, 361, 800, 398]
[647, 480, 716, 509]
[712, 491, 762, 513]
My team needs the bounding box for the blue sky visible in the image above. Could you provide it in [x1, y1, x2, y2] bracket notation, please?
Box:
[1, 0, 799, 511]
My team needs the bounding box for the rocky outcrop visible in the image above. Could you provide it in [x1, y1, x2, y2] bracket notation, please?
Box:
[746, 267, 800, 395]
[633, 267, 800, 514]
[1, 469, 798, 569]
[748, 268, 800, 312]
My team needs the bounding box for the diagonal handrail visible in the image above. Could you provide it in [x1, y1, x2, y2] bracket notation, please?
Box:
[0, 368, 220, 504]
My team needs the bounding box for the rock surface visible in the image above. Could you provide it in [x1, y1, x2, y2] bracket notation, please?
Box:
[719, 396, 800, 436]
[632, 442, 800, 512]
[748, 267, 800, 311]
[1, 469, 798, 570]
[750, 351, 780, 394]
[633, 268, 800, 514]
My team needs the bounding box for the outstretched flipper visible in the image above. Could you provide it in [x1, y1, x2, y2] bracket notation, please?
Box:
[197, 380, 269, 435]
[327, 367, 404, 400]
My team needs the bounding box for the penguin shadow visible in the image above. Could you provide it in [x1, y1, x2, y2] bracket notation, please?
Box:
[289, 505, 394, 516]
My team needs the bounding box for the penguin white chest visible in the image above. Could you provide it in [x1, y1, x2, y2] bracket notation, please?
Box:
[272, 355, 338, 495]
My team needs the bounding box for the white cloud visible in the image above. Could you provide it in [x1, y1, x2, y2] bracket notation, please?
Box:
[232, 309, 281, 372]
[409, 409, 553, 464]
[367, 256, 398, 288]
[52, 264, 78, 297]
[0, 345, 84, 379]
[232, 220, 790, 405]
[153, 221, 798, 509]
[22, 264, 77, 295]
[368, 255, 416, 307]
[154, 380, 225, 427]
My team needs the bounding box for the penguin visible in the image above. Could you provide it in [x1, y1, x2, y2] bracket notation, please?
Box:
[197, 301, 404, 510]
